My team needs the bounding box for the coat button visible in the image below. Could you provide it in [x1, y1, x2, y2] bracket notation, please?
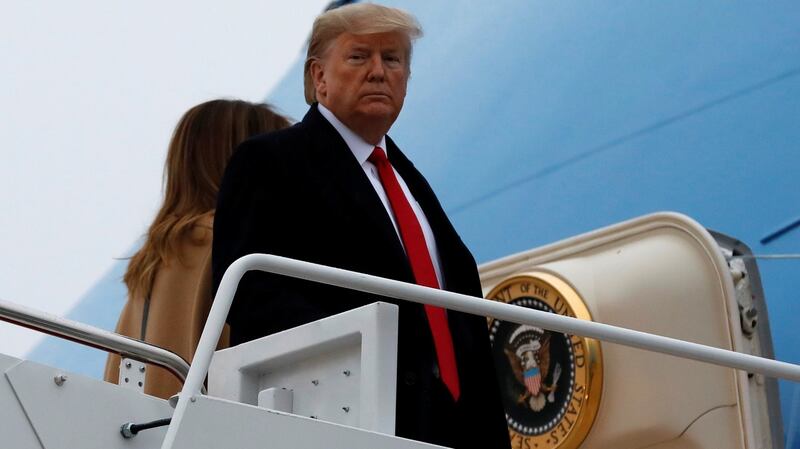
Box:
[432, 364, 440, 379]
[404, 371, 417, 386]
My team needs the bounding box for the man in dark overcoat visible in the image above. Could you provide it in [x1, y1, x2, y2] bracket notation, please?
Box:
[212, 4, 510, 448]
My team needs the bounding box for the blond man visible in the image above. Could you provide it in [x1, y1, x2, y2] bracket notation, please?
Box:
[213, 4, 510, 448]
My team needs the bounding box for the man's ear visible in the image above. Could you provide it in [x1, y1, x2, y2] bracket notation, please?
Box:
[310, 60, 326, 99]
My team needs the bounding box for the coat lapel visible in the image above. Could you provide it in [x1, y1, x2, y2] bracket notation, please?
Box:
[300, 105, 412, 279]
[386, 138, 464, 290]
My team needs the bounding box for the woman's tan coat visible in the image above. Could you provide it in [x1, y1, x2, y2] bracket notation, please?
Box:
[104, 213, 229, 399]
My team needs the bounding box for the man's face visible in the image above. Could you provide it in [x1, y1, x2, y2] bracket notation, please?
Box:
[312, 31, 410, 143]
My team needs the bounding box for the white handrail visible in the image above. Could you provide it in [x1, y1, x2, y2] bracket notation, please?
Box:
[161, 253, 800, 449]
[0, 297, 194, 387]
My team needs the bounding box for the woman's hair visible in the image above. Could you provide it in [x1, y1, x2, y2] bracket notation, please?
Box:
[124, 99, 291, 299]
[303, 3, 422, 104]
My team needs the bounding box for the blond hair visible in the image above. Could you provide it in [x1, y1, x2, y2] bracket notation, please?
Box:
[124, 99, 291, 299]
[303, 3, 422, 104]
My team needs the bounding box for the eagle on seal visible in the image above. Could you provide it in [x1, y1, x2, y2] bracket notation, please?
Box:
[505, 325, 562, 412]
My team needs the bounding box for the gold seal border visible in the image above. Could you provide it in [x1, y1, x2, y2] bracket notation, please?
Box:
[487, 272, 603, 449]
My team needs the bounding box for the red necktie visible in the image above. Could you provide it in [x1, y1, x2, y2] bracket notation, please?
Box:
[368, 147, 460, 401]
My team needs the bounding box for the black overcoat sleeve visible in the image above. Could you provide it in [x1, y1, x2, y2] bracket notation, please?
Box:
[211, 136, 331, 344]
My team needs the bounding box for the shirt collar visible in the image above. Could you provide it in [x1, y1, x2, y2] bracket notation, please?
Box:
[318, 103, 387, 165]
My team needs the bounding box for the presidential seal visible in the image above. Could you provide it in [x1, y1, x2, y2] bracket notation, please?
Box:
[487, 272, 602, 449]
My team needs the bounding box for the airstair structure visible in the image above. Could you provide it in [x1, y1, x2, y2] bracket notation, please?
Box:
[0, 213, 794, 448]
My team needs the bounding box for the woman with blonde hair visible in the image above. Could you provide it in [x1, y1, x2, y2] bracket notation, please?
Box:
[105, 99, 291, 399]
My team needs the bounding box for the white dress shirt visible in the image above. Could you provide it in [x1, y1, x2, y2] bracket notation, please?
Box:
[318, 104, 444, 287]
